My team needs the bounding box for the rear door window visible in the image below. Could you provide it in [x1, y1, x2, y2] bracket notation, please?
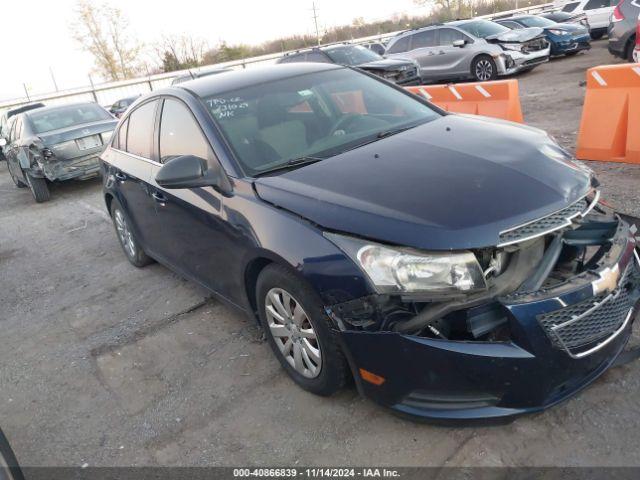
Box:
[562, 2, 580, 11]
[126, 100, 158, 158]
[412, 30, 437, 49]
[584, 0, 609, 8]
[437, 28, 467, 45]
[158, 98, 213, 165]
[387, 35, 410, 54]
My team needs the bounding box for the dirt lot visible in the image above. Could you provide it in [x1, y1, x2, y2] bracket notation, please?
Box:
[1, 40, 640, 468]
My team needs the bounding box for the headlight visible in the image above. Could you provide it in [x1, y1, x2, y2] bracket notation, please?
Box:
[548, 29, 571, 36]
[325, 233, 487, 295]
[501, 43, 523, 52]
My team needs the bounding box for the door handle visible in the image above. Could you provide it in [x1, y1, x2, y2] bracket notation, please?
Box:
[114, 172, 127, 181]
[152, 191, 167, 204]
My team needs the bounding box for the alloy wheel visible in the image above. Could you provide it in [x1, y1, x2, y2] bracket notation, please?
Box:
[475, 60, 493, 81]
[265, 288, 322, 378]
[114, 209, 136, 258]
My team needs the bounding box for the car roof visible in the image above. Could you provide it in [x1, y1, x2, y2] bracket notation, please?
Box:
[23, 102, 102, 117]
[447, 19, 491, 26]
[176, 63, 344, 97]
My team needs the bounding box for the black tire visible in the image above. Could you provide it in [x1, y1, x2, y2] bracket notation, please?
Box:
[471, 55, 497, 82]
[6, 161, 27, 188]
[0, 429, 25, 480]
[565, 51, 579, 56]
[110, 198, 153, 267]
[256, 263, 349, 396]
[626, 37, 636, 62]
[25, 172, 50, 203]
[590, 31, 604, 40]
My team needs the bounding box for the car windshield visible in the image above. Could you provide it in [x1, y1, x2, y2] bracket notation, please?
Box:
[518, 16, 557, 27]
[29, 104, 111, 134]
[456, 20, 511, 38]
[324, 45, 383, 66]
[204, 68, 441, 176]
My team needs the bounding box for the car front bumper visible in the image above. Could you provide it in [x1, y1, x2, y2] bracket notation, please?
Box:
[497, 47, 550, 75]
[334, 220, 640, 421]
[551, 34, 592, 55]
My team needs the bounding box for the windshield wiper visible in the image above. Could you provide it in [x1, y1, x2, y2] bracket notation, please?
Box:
[376, 124, 418, 139]
[254, 156, 325, 177]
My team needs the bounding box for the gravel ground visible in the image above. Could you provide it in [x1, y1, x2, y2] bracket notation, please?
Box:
[0, 40, 639, 468]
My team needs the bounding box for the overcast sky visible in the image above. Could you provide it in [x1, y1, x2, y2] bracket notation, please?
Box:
[1, 0, 425, 101]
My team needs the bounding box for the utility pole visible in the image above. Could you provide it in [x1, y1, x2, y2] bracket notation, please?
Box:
[49, 67, 59, 92]
[312, 2, 321, 46]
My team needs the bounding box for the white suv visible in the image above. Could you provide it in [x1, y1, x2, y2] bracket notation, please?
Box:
[554, 0, 617, 38]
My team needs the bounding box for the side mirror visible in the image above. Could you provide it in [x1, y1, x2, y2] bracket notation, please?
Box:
[156, 155, 218, 189]
[0, 138, 6, 147]
[453, 39, 466, 48]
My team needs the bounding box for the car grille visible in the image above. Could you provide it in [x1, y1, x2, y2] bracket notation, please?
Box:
[498, 197, 588, 246]
[538, 263, 637, 356]
[384, 67, 418, 82]
[523, 38, 549, 52]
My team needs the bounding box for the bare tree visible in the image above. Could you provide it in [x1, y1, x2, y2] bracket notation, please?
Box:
[154, 34, 209, 72]
[71, 0, 143, 81]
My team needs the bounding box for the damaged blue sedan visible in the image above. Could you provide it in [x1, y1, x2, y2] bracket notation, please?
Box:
[101, 63, 640, 421]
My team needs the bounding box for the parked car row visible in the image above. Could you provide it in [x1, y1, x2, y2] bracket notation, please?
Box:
[0, 102, 117, 202]
[289, 11, 598, 85]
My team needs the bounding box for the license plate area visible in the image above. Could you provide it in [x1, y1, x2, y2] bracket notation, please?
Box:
[76, 135, 102, 151]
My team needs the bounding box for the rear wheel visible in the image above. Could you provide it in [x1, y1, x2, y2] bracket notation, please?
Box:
[257, 264, 349, 396]
[25, 172, 50, 203]
[626, 37, 636, 62]
[110, 199, 153, 267]
[471, 55, 497, 82]
[590, 31, 604, 40]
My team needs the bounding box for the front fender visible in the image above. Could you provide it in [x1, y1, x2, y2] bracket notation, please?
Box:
[228, 182, 375, 308]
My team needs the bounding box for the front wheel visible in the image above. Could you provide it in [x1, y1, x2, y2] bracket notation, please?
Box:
[257, 264, 349, 396]
[471, 55, 497, 82]
[26, 172, 50, 203]
[590, 31, 604, 40]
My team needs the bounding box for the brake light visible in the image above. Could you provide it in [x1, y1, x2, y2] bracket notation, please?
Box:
[636, 18, 640, 45]
[612, 0, 625, 22]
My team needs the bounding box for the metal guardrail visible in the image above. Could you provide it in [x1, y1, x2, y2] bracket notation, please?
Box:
[0, 2, 554, 114]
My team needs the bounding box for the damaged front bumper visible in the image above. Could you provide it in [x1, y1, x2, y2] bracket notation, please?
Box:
[496, 46, 550, 76]
[328, 211, 640, 421]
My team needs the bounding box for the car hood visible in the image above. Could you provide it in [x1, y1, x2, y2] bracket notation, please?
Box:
[38, 119, 118, 146]
[487, 27, 545, 42]
[356, 57, 415, 70]
[545, 23, 586, 33]
[254, 115, 592, 250]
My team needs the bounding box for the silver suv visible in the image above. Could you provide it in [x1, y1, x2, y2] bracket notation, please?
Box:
[608, 0, 640, 61]
[385, 20, 550, 83]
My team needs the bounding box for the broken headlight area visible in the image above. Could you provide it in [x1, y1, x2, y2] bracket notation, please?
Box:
[326, 197, 640, 348]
